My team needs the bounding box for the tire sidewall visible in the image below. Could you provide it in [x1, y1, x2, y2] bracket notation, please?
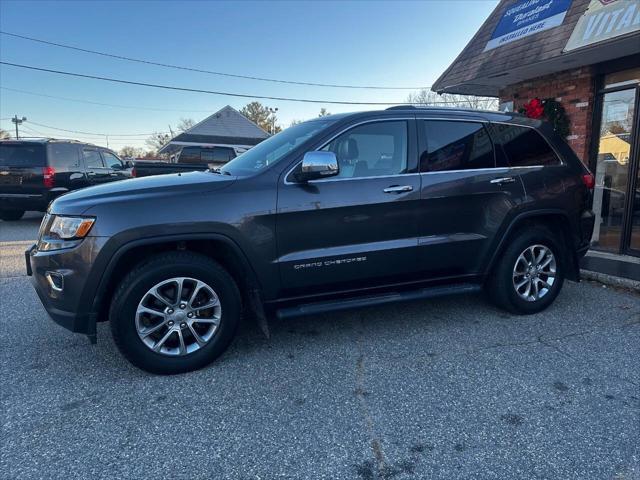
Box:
[500, 229, 565, 314]
[112, 259, 240, 374]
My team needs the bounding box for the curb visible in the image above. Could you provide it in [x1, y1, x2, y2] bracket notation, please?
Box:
[580, 269, 640, 292]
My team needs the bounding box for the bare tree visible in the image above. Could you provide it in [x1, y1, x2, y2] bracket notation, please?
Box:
[407, 89, 498, 110]
[145, 132, 172, 157]
[318, 108, 331, 117]
[177, 118, 196, 133]
[119, 146, 144, 158]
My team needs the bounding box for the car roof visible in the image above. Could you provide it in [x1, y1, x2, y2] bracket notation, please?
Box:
[0, 138, 105, 148]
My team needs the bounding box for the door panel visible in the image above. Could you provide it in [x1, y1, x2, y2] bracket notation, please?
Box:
[275, 119, 421, 296]
[82, 149, 111, 184]
[416, 120, 525, 277]
[276, 175, 422, 294]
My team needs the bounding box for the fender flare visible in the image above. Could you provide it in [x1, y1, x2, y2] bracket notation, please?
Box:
[484, 209, 579, 279]
[91, 232, 261, 315]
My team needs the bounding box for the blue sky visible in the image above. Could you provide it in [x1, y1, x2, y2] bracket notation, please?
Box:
[0, 0, 499, 150]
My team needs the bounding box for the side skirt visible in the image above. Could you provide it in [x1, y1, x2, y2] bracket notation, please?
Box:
[275, 283, 482, 319]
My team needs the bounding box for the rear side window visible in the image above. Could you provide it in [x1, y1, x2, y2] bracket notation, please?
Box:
[421, 121, 494, 172]
[201, 147, 236, 163]
[0, 143, 46, 167]
[83, 149, 105, 169]
[491, 124, 560, 167]
[178, 147, 203, 163]
[48, 144, 81, 171]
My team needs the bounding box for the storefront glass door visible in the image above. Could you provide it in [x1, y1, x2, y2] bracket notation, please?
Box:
[591, 69, 639, 256]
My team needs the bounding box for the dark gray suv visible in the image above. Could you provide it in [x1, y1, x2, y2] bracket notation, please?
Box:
[26, 107, 596, 374]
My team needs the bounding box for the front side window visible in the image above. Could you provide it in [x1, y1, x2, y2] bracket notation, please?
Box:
[321, 121, 408, 178]
[83, 149, 105, 169]
[491, 124, 560, 167]
[421, 121, 494, 172]
[101, 151, 123, 169]
[220, 119, 334, 176]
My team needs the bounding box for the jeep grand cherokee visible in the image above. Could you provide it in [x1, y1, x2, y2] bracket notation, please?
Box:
[26, 107, 595, 374]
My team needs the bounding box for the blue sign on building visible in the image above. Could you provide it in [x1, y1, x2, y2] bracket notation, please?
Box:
[485, 0, 573, 51]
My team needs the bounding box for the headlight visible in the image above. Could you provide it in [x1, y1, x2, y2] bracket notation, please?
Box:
[38, 215, 95, 251]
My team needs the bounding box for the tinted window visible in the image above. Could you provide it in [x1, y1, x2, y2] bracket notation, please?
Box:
[48, 144, 80, 170]
[101, 151, 123, 169]
[201, 147, 236, 164]
[0, 143, 46, 167]
[321, 121, 407, 178]
[178, 147, 202, 163]
[421, 121, 494, 172]
[491, 124, 560, 167]
[83, 149, 105, 169]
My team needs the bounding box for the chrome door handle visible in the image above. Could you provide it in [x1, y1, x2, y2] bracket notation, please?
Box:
[490, 177, 516, 185]
[383, 185, 413, 194]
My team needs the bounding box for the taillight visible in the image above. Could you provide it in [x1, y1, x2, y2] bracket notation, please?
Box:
[131, 167, 137, 178]
[581, 172, 595, 190]
[42, 166, 55, 188]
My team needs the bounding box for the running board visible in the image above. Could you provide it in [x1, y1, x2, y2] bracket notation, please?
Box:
[276, 283, 482, 319]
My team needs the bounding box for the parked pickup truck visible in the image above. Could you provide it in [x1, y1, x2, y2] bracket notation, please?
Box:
[27, 107, 595, 374]
[131, 145, 247, 177]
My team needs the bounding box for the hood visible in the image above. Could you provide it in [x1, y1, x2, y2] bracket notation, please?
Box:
[50, 171, 236, 215]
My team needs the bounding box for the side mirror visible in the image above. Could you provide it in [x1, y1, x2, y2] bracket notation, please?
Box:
[296, 151, 339, 182]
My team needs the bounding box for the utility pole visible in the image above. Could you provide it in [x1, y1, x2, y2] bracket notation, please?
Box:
[11, 115, 27, 139]
[267, 107, 278, 135]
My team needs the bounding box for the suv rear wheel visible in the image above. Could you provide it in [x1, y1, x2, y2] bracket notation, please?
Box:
[0, 210, 25, 221]
[487, 226, 565, 314]
[110, 252, 241, 374]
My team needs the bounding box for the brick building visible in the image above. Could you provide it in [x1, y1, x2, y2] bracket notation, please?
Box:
[433, 0, 640, 280]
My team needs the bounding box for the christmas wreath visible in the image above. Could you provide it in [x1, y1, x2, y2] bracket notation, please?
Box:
[519, 97, 570, 138]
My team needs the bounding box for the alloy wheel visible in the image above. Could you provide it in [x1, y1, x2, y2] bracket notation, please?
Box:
[135, 277, 222, 356]
[512, 244, 557, 302]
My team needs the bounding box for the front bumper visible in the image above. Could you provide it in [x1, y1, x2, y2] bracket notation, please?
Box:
[26, 238, 105, 336]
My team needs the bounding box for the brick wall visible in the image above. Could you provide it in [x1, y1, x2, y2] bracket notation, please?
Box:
[499, 66, 596, 163]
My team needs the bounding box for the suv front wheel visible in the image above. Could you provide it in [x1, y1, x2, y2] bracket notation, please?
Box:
[110, 252, 241, 374]
[488, 226, 565, 314]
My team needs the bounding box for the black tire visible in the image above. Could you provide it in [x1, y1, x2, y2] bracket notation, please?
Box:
[0, 210, 25, 221]
[487, 226, 565, 315]
[109, 251, 241, 374]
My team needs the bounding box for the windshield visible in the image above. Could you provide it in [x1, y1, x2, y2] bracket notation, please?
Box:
[220, 120, 334, 176]
[0, 143, 46, 167]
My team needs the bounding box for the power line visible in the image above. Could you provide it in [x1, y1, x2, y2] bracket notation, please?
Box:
[1, 61, 493, 107]
[27, 120, 169, 137]
[0, 30, 429, 91]
[0, 61, 419, 105]
[0, 86, 217, 113]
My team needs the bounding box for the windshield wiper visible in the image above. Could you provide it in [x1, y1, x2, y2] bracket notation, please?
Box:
[207, 168, 232, 175]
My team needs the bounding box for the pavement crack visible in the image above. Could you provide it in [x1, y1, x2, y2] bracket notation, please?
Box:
[355, 323, 387, 479]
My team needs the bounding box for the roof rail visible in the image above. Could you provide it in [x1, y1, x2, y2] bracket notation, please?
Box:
[386, 105, 417, 110]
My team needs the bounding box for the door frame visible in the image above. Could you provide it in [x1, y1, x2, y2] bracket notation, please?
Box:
[589, 71, 640, 257]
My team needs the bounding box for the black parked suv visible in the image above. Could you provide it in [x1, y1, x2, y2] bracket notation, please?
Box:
[26, 108, 595, 374]
[0, 139, 132, 220]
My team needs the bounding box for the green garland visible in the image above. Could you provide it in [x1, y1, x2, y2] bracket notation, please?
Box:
[542, 99, 571, 138]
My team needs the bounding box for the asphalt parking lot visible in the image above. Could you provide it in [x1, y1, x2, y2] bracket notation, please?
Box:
[1, 213, 639, 479]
